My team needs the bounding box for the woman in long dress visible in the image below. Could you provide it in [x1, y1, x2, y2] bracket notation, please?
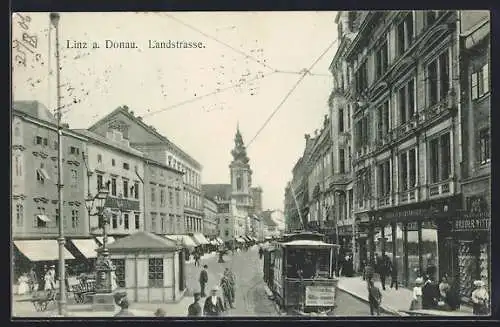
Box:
[17, 273, 29, 295]
[44, 270, 55, 291]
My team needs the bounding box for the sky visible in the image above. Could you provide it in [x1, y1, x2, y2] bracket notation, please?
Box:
[12, 11, 339, 211]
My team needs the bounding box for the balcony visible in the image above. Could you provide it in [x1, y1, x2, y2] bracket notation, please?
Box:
[394, 116, 418, 140]
[399, 188, 418, 204]
[428, 179, 455, 198]
[418, 91, 457, 126]
[377, 195, 391, 208]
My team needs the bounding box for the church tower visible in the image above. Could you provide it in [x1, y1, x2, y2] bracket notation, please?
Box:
[230, 124, 253, 209]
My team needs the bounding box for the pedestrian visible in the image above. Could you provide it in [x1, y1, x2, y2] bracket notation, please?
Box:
[438, 275, 451, 309]
[115, 298, 134, 317]
[377, 254, 390, 291]
[367, 279, 382, 316]
[194, 251, 200, 267]
[199, 265, 208, 298]
[28, 266, 38, 293]
[390, 264, 398, 290]
[471, 280, 489, 315]
[43, 268, 55, 292]
[203, 286, 225, 316]
[259, 246, 264, 259]
[188, 292, 203, 317]
[220, 273, 233, 309]
[409, 277, 423, 310]
[225, 267, 236, 307]
[422, 275, 438, 309]
[364, 260, 375, 282]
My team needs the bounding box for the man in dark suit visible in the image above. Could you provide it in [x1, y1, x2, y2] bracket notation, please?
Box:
[199, 265, 208, 297]
[188, 292, 203, 317]
[203, 286, 225, 316]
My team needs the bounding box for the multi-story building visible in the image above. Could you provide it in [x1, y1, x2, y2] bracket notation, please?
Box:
[12, 101, 89, 243]
[306, 116, 336, 242]
[88, 106, 203, 236]
[284, 182, 295, 232]
[142, 157, 184, 235]
[250, 187, 263, 214]
[328, 11, 358, 267]
[74, 128, 144, 237]
[202, 127, 258, 247]
[12, 101, 89, 279]
[346, 11, 463, 289]
[454, 11, 490, 301]
[203, 196, 219, 239]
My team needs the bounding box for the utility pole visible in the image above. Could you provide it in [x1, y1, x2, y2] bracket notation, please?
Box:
[50, 12, 66, 316]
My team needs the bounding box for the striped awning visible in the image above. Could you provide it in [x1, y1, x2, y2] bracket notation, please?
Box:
[71, 239, 99, 259]
[164, 235, 197, 249]
[236, 237, 246, 243]
[14, 240, 75, 262]
[190, 233, 210, 245]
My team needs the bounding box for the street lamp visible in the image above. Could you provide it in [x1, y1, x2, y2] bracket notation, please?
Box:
[85, 188, 117, 311]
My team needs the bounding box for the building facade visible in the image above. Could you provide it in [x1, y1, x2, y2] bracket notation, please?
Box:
[88, 106, 203, 236]
[12, 101, 89, 240]
[250, 187, 263, 214]
[306, 116, 335, 242]
[328, 11, 358, 268]
[74, 128, 145, 237]
[452, 11, 491, 300]
[203, 196, 219, 239]
[345, 11, 463, 289]
[143, 158, 185, 236]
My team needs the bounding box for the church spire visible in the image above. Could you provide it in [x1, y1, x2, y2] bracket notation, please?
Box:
[231, 124, 249, 164]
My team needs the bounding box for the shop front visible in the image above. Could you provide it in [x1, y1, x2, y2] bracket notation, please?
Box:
[440, 211, 490, 303]
[368, 195, 461, 289]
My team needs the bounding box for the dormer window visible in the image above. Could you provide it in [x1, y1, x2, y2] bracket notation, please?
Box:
[123, 162, 130, 170]
[69, 146, 80, 155]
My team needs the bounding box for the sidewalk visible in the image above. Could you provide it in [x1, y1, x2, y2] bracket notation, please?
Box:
[12, 293, 193, 317]
[337, 276, 474, 317]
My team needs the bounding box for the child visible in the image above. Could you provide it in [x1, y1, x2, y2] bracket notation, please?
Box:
[410, 277, 423, 310]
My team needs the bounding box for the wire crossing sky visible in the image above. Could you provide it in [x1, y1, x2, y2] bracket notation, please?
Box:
[12, 11, 338, 210]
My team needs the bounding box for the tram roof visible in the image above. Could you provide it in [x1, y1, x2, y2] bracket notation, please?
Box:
[281, 240, 339, 248]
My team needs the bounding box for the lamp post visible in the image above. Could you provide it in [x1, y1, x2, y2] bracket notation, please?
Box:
[49, 12, 66, 316]
[85, 188, 117, 311]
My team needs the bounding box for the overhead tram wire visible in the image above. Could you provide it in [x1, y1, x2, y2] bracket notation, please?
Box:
[246, 38, 338, 149]
[164, 13, 276, 72]
[142, 70, 277, 118]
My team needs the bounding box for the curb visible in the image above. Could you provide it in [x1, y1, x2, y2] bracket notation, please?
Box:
[336, 286, 407, 316]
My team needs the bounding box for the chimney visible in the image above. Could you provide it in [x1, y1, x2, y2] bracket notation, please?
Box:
[137, 116, 143, 121]
[304, 133, 310, 142]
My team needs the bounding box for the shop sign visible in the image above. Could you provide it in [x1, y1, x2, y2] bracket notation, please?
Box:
[452, 218, 490, 232]
[305, 286, 335, 306]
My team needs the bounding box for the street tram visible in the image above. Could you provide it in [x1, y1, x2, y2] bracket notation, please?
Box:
[262, 231, 340, 316]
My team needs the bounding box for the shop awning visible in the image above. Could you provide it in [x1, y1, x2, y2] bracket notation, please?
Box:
[14, 240, 75, 262]
[71, 239, 99, 259]
[210, 239, 217, 245]
[36, 214, 51, 222]
[96, 236, 115, 245]
[236, 237, 246, 243]
[164, 235, 197, 249]
[190, 233, 210, 245]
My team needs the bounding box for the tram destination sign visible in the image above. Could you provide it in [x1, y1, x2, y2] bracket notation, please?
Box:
[305, 286, 335, 306]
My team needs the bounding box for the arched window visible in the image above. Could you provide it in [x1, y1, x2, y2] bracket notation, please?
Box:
[236, 174, 242, 191]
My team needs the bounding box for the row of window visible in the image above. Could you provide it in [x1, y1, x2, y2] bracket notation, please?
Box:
[109, 212, 140, 230]
[15, 204, 80, 229]
[185, 191, 201, 210]
[150, 213, 182, 234]
[151, 184, 180, 207]
[352, 11, 445, 95]
[34, 161, 79, 188]
[97, 174, 139, 199]
[97, 153, 137, 172]
[186, 216, 202, 232]
[166, 155, 200, 189]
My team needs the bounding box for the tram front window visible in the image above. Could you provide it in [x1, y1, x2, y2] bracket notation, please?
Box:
[287, 248, 331, 279]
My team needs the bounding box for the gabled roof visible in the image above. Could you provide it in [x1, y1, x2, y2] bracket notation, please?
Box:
[202, 184, 232, 201]
[107, 231, 178, 252]
[88, 106, 201, 169]
[13, 100, 57, 124]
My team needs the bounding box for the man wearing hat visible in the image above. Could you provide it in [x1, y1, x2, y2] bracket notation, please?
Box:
[199, 265, 208, 297]
[203, 285, 225, 316]
[187, 292, 203, 317]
